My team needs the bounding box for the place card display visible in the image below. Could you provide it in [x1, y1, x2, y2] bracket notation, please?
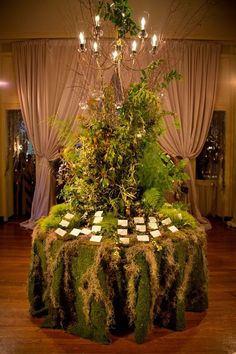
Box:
[55, 228, 67, 237]
[80, 228, 91, 235]
[133, 217, 145, 224]
[161, 217, 172, 226]
[148, 222, 158, 230]
[93, 216, 103, 224]
[168, 225, 178, 233]
[90, 235, 103, 243]
[137, 235, 149, 242]
[148, 217, 157, 223]
[136, 224, 146, 232]
[64, 213, 75, 220]
[70, 228, 81, 236]
[119, 237, 130, 245]
[59, 219, 70, 228]
[92, 225, 102, 233]
[117, 229, 128, 236]
[118, 219, 128, 227]
[94, 210, 103, 217]
[150, 230, 161, 238]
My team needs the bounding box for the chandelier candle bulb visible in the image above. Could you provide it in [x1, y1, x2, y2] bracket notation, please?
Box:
[95, 15, 100, 27]
[112, 50, 119, 62]
[79, 32, 86, 52]
[93, 41, 98, 53]
[131, 40, 137, 53]
[151, 34, 158, 48]
[141, 17, 146, 30]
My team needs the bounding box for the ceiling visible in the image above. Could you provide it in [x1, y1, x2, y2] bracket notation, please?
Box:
[0, 0, 236, 42]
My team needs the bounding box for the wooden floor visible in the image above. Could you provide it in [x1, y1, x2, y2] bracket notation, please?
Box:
[0, 219, 236, 354]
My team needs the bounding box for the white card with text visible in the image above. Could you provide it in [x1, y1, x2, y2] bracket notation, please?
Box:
[55, 228, 67, 237]
[137, 235, 149, 242]
[117, 228, 128, 236]
[92, 225, 102, 233]
[64, 213, 75, 220]
[136, 224, 146, 232]
[70, 228, 81, 236]
[133, 217, 145, 224]
[118, 219, 128, 227]
[90, 235, 103, 243]
[168, 225, 178, 233]
[161, 217, 172, 225]
[119, 237, 130, 245]
[59, 219, 70, 228]
[150, 230, 161, 238]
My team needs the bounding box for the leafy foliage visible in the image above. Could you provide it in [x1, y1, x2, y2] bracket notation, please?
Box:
[98, 0, 139, 38]
[60, 60, 186, 218]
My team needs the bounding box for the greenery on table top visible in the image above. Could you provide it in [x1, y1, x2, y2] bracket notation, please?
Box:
[57, 60, 187, 221]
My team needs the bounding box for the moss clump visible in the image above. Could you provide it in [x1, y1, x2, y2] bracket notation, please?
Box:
[159, 204, 197, 229]
[134, 253, 151, 344]
[28, 225, 208, 344]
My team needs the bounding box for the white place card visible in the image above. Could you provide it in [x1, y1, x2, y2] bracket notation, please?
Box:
[64, 212, 75, 220]
[148, 217, 157, 223]
[80, 228, 91, 235]
[162, 217, 172, 226]
[118, 219, 128, 227]
[136, 224, 146, 232]
[133, 217, 145, 224]
[70, 228, 81, 236]
[117, 228, 128, 236]
[168, 225, 178, 233]
[94, 210, 103, 217]
[137, 235, 149, 242]
[90, 235, 103, 243]
[92, 225, 102, 233]
[59, 219, 70, 228]
[119, 237, 130, 245]
[150, 230, 161, 238]
[148, 222, 158, 230]
[93, 216, 103, 224]
[55, 228, 67, 237]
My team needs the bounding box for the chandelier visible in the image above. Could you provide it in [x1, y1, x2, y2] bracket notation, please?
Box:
[75, 0, 163, 108]
[77, 0, 162, 70]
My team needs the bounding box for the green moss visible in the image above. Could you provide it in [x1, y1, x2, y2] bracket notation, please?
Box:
[28, 225, 208, 344]
[185, 241, 208, 312]
[134, 253, 151, 344]
[159, 205, 197, 229]
[49, 203, 71, 217]
[68, 245, 111, 344]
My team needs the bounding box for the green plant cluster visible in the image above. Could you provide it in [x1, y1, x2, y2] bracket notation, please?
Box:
[61, 60, 187, 220]
[98, 0, 139, 38]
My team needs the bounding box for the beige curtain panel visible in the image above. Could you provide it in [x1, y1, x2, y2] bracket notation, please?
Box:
[13, 39, 87, 228]
[159, 40, 221, 230]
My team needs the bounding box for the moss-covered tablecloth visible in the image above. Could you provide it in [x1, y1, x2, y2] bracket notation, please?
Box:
[28, 227, 208, 344]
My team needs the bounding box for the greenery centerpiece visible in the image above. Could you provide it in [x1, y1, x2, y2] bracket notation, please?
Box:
[30, 0, 208, 345]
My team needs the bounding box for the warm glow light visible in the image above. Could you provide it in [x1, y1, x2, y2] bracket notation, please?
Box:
[79, 32, 85, 44]
[93, 41, 98, 52]
[0, 80, 9, 88]
[132, 40, 137, 52]
[151, 34, 157, 47]
[112, 50, 118, 61]
[141, 17, 146, 30]
[95, 15, 100, 27]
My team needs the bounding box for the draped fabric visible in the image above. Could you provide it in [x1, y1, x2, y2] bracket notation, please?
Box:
[13, 39, 85, 228]
[12, 39, 143, 228]
[158, 40, 221, 230]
